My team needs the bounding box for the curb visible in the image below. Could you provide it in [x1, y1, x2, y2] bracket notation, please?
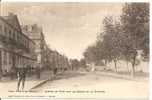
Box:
[30, 79, 50, 90]
[29, 73, 61, 90]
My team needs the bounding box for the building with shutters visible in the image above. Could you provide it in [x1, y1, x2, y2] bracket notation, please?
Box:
[0, 13, 36, 75]
[21, 24, 46, 69]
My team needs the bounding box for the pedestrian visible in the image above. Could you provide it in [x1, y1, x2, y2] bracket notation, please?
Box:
[36, 63, 41, 79]
[17, 63, 28, 91]
[53, 67, 57, 75]
[36, 67, 40, 79]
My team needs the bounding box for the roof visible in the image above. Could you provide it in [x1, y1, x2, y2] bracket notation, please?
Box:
[1, 13, 22, 32]
[21, 24, 44, 40]
[0, 13, 35, 44]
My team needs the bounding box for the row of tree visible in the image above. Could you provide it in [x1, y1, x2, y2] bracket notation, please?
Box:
[83, 3, 149, 76]
[69, 59, 87, 70]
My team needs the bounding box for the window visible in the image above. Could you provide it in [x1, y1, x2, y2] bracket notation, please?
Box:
[9, 30, 11, 38]
[14, 32, 17, 41]
[12, 31, 14, 39]
[25, 39, 27, 48]
[4, 27, 7, 37]
[17, 33, 19, 41]
[3, 51, 7, 65]
[11, 30, 13, 39]
[18, 34, 20, 42]
[27, 41, 29, 49]
[9, 53, 12, 64]
[0, 25, 2, 34]
[16, 55, 18, 66]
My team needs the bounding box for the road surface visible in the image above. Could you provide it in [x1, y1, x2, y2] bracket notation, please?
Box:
[32, 71, 149, 99]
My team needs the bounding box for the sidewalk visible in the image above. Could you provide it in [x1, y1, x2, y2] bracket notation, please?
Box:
[0, 70, 51, 92]
[94, 70, 149, 82]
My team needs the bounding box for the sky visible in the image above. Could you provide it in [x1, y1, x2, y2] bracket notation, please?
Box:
[0, 3, 123, 60]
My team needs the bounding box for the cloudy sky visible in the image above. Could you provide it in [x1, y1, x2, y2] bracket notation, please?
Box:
[0, 3, 123, 60]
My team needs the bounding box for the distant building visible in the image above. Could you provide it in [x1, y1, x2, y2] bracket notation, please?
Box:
[45, 49, 70, 71]
[0, 13, 36, 75]
[21, 24, 46, 68]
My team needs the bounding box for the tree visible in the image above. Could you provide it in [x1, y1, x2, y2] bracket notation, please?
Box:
[95, 41, 107, 65]
[83, 16, 123, 72]
[79, 59, 87, 68]
[83, 45, 99, 63]
[70, 59, 80, 70]
[121, 3, 149, 76]
[100, 16, 122, 72]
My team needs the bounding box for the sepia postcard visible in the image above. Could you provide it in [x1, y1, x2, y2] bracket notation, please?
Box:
[0, 1, 150, 99]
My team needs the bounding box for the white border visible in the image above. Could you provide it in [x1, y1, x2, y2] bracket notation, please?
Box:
[0, 0, 151, 99]
[0, 0, 150, 2]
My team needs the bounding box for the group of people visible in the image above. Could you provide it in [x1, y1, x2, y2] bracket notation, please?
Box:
[16, 63, 29, 91]
[16, 62, 42, 91]
[16, 63, 59, 91]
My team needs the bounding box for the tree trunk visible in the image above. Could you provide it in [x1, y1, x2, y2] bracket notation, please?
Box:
[105, 60, 107, 66]
[131, 52, 137, 77]
[0, 51, 2, 81]
[91, 63, 95, 72]
[0, 69, 2, 81]
[114, 60, 117, 72]
[126, 60, 130, 72]
[131, 62, 135, 77]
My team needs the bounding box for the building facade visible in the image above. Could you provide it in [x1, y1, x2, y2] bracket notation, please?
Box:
[0, 13, 36, 75]
[21, 24, 46, 68]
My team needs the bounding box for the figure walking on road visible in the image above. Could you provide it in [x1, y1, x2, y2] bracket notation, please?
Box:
[17, 63, 28, 91]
